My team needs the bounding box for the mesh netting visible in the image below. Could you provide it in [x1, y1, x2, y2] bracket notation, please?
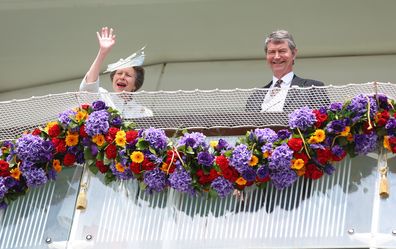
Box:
[0, 82, 394, 141]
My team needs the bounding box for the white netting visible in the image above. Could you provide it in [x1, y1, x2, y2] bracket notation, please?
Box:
[0, 82, 394, 141]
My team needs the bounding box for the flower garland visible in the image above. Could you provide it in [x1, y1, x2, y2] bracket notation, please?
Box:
[1, 93, 395, 208]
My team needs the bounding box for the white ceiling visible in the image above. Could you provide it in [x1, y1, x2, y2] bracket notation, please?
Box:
[1, 0, 396, 93]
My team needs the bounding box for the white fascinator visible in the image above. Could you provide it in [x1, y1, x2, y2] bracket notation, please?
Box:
[104, 46, 145, 73]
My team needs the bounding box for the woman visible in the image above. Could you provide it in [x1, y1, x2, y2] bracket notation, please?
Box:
[80, 26, 152, 118]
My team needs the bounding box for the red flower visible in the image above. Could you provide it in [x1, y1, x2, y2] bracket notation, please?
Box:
[81, 104, 90, 110]
[313, 109, 328, 127]
[375, 111, 390, 127]
[196, 169, 218, 185]
[256, 175, 270, 183]
[287, 138, 303, 152]
[48, 124, 61, 137]
[142, 158, 155, 171]
[63, 153, 76, 166]
[32, 128, 41, 136]
[362, 122, 374, 134]
[294, 151, 309, 163]
[105, 144, 117, 159]
[52, 138, 66, 153]
[304, 163, 323, 180]
[316, 148, 332, 165]
[221, 166, 239, 182]
[79, 125, 88, 138]
[96, 160, 109, 173]
[126, 130, 139, 143]
[108, 127, 120, 139]
[331, 150, 346, 162]
[215, 155, 229, 168]
[130, 162, 141, 174]
[0, 160, 10, 177]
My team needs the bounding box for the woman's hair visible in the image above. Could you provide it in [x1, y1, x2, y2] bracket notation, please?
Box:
[110, 66, 145, 91]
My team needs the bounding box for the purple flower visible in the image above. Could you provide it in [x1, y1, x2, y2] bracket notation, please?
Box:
[326, 119, 347, 134]
[16, 134, 54, 163]
[143, 168, 168, 193]
[261, 143, 273, 153]
[110, 163, 133, 180]
[141, 128, 168, 151]
[354, 132, 378, 155]
[58, 109, 77, 125]
[288, 106, 316, 131]
[211, 177, 234, 198]
[216, 139, 231, 151]
[241, 167, 256, 182]
[110, 115, 122, 127]
[250, 128, 278, 143]
[169, 170, 192, 193]
[92, 100, 107, 111]
[0, 177, 8, 199]
[329, 102, 343, 112]
[177, 132, 208, 150]
[347, 94, 378, 119]
[324, 164, 336, 175]
[23, 168, 48, 188]
[385, 118, 396, 136]
[257, 166, 269, 179]
[197, 151, 214, 167]
[268, 144, 293, 171]
[270, 169, 298, 189]
[377, 94, 390, 110]
[47, 169, 57, 181]
[229, 144, 251, 173]
[277, 129, 291, 140]
[85, 110, 110, 136]
[331, 145, 345, 158]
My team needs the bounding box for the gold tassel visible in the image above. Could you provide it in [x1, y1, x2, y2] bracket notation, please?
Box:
[76, 183, 88, 210]
[379, 166, 389, 199]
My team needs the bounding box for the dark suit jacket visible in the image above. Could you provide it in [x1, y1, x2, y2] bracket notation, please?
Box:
[246, 75, 329, 114]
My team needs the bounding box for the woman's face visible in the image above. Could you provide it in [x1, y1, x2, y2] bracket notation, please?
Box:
[112, 67, 137, 92]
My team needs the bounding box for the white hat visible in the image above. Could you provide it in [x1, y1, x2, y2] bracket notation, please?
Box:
[104, 46, 145, 73]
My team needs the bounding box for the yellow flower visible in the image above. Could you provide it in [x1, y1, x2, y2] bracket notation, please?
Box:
[340, 126, 351, 136]
[45, 121, 58, 132]
[75, 110, 88, 122]
[313, 129, 326, 142]
[115, 130, 126, 147]
[308, 136, 319, 144]
[115, 162, 125, 173]
[236, 177, 247, 186]
[384, 136, 391, 151]
[291, 159, 305, 170]
[92, 134, 105, 147]
[131, 151, 144, 163]
[65, 133, 79, 146]
[53, 159, 62, 173]
[249, 155, 259, 166]
[210, 140, 218, 148]
[10, 168, 21, 180]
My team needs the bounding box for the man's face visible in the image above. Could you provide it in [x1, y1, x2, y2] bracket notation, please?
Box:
[112, 67, 137, 92]
[266, 40, 297, 79]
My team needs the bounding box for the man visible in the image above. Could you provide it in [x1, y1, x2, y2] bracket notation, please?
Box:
[245, 30, 327, 213]
[246, 30, 327, 113]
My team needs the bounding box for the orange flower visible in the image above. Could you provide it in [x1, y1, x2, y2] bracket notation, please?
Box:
[236, 177, 247, 186]
[52, 159, 62, 173]
[92, 134, 105, 147]
[65, 133, 79, 146]
[115, 162, 125, 173]
[131, 151, 144, 163]
[308, 136, 319, 144]
[10, 168, 21, 180]
[340, 126, 351, 136]
[313, 129, 326, 142]
[291, 158, 305, 170]
[249, 155, 259, 166]
[115, 130, 126, 147]
[263, 151, 270, 158]
[384, 136, 391, 151]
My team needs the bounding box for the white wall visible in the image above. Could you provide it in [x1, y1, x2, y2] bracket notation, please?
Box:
[1, 54, 395, 101]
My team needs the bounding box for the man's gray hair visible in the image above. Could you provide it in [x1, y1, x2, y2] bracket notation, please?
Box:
[264, 30, 296, 53]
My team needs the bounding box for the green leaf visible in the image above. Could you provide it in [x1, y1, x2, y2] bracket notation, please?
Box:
[83, 147, 94, 160]
[136, 140, 149, 150]
[104, 172, 116, 185]
[139, 181, 147, 191]
[86, 159, 98, 174]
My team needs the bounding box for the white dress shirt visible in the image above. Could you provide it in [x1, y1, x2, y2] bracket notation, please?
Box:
[261, 72, 294, 112]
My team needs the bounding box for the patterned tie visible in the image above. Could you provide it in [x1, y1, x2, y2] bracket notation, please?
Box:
[271, 79, 283, 96]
